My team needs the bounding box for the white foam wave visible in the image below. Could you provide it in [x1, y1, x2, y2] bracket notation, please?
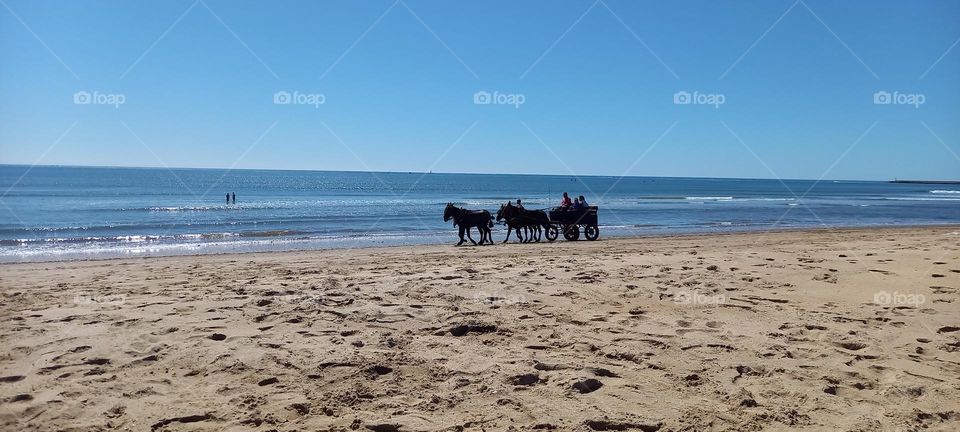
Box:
[684, 196, 733, 201]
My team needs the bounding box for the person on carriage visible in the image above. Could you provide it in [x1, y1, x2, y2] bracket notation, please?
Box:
[516, 199, 524, 209]
[572, 196, 584, 210]
[578, 195, 588, 207]
[559, 192, 572, 208]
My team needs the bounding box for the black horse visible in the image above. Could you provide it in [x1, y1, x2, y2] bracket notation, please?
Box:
[443, 203, 493, 246]
[497, 202, 528, 243]
[497, 202, 549, 243]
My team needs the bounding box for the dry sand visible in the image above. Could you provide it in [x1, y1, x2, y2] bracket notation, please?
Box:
[1, 227, 959, 431]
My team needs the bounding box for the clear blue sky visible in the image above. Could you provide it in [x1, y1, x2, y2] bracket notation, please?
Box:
[1, 0, 958, 180]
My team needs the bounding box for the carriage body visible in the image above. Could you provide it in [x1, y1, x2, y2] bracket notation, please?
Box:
[545, 206, 599, 241]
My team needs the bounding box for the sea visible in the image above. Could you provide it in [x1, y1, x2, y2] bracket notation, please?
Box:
[1, 165, 957, 263]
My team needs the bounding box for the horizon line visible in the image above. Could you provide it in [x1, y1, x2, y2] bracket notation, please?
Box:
[0, 162, 922, 184]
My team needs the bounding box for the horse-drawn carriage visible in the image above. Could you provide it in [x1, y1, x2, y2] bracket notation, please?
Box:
[445, 202, 600, 245]
[545, 206, 599, 241]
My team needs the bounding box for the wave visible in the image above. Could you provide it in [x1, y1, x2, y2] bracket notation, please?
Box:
[739, 197, 796, 202]
[0, 230, 310, 246]
[141, 205, 283, 212]
[930, 190, 960, 194]
[685, 196, 733, 201]
[635, 196, 802, 203]
[637, 196, 734, 201]
[884, 197, 960, 202]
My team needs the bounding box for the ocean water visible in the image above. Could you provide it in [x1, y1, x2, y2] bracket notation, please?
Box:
[1, 165, 957, 262]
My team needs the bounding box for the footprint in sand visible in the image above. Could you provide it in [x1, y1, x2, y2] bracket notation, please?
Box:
[930, 286, 956, 294]
[8, 394, 33, 402]
[509, 373, 540, 386]
[813, 273, 837, 284]
[571, 378, 603, 394]
[835, 341, 868, 351]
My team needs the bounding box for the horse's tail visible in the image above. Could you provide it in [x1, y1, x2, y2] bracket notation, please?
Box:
[488, 217, 494, 228]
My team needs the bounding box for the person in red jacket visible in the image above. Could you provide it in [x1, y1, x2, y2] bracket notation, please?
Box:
[559, 192, 572, 208]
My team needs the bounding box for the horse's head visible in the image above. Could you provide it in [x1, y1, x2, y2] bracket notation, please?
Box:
[496, 203, 506, 221]
[443, 203, 456, 222]
[504, 202, 518, 219]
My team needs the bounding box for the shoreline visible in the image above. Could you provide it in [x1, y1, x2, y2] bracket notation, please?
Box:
[3, 223, 959, 266]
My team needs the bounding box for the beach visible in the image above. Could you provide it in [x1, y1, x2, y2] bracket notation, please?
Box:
[1, 226, 958, 431]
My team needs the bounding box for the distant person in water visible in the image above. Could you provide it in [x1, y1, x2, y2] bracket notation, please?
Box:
[226, 193, 230, 204]
[231, 192, 236, 204]
[560, 192, 572, 208]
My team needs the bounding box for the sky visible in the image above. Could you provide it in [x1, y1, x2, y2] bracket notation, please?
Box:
[1, 0, 958, 181]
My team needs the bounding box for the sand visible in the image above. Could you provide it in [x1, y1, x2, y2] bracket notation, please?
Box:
[1, 226, 958, 431]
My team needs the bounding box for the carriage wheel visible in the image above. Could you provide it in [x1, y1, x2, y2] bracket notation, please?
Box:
[545, 225, 559, 242]
[584, 224, 600, 241]
[563, 225, 580, 241]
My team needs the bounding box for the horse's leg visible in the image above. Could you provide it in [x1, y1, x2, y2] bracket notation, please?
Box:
[466, 226, 477, 245]
[503, 226, 512, 243]
[456, 226, 465, 246]
[483, 226, 491, 244]
[517, 225, 524, 243]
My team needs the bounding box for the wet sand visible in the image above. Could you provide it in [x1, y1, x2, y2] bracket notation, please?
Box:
[1, 226, 958, 431]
